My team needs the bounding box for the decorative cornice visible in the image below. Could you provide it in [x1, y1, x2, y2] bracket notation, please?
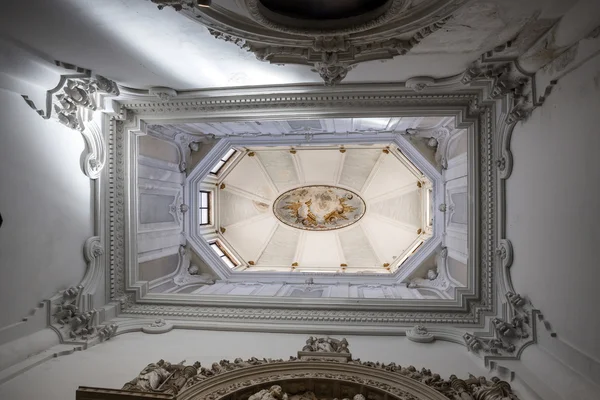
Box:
[106, 86, 494, 326]
[209, 17, 452, 85]
[151, 0, 468, 84]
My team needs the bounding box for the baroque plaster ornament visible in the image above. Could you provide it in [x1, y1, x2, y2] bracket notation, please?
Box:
[22, 67, 118, 179]
[109, 87, 497, 326]
[301, 336, 350, 354]
[142, 319, 175, 334]
[460, 40, 553, 124]
[464, 292, 534, 357]
[404, 126, 451, 168]
[150, 0, 196, 11]
[51, 284, 118, 342]
[149, 86, 178, 101]
[407, 267, 448, 291]
[123, 359, 201, 394]
[118, 343, 521, 400]
[406, 325, 435, 343]
[406, 77, 435, 92]
[202, 15, 453, 84]
[47, 75, 118, 131]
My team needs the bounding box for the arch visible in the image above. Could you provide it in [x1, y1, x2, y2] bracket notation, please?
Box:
[178, 361, 448, 400]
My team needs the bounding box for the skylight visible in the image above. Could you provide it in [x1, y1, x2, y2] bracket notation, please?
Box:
[210, 148, 236, 174]
[209, 241, 238, 269]
[199, 191, 211, 225]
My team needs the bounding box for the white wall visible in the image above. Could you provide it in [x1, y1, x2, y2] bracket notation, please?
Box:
[0, 329, 489, 400]
[0, 90, 93, 329]
[507, 53, 600, 384]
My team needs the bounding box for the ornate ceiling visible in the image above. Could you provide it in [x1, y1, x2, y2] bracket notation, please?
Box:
[125, 113, 472, 307]
[6, 0, 597, 392]
[202, 145, 433, 274]
[146, 0, 564, 85]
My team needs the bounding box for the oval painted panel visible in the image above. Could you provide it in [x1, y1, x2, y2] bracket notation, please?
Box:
[273, 185, 366, 231]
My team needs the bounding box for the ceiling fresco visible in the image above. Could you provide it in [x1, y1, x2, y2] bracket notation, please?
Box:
[273, 185, 366, 231]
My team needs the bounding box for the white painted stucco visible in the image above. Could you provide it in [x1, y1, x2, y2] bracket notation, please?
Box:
[0, 90, 93, 329]
[507, 52, 600, 386]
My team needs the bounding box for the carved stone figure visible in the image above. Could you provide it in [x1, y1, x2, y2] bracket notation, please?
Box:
[301, 336, 349, 353]
[403, 126, 451, 168]
[249, 385, 288, 400]
[136, 351, 522, 400]
[123, 360, 172, 391]
[123, 360, 200, 395]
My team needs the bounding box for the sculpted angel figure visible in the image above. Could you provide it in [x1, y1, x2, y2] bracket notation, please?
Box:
[249, 385, 288, 400]
[122, 360, 172, 392]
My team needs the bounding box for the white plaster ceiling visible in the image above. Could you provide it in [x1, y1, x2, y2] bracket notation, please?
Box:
[0, 0, 574, 89]
[207, 145, 432, 273]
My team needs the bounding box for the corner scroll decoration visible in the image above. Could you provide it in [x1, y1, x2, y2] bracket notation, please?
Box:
[22, 63, 119, 179]
[460, 39, 554, 124]
[463, 292, 539, 359]
[49, 285, 118, 343]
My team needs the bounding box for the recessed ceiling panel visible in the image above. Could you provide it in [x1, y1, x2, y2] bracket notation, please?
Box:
[338, 148, 382, 191]
[223, 156, 276, 202]
[362, 153, 419, 200]
[256, 151, 300, 192]
[297, 149, 342, 184]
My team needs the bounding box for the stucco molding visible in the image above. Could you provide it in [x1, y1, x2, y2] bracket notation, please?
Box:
[406, 325, 435, 343]
[46, 284, 118, 346]
[462, 292, 555, 369]
[21, 61, 119, 179]
[103, 82, 504, 328]
[153, 0, 468, 84]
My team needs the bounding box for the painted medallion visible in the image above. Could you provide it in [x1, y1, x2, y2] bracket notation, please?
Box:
[273, 185, 366, 231]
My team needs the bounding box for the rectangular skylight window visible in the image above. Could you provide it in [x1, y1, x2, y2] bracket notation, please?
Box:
[209, 241, 238, 268]
[199, 191, 211, 225]
[210, 149, 236, 174]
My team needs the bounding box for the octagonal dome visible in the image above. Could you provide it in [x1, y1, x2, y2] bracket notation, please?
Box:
[196, 144, 433, 274]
